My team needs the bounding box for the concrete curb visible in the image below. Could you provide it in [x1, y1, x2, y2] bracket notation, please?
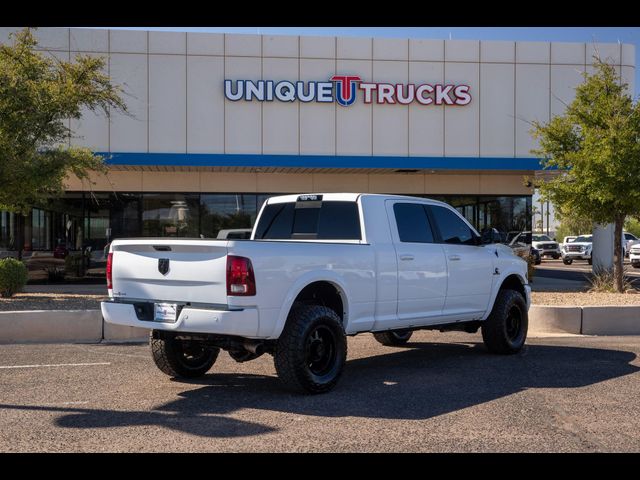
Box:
[582, 306, 640, 335]
[0, 310, 103, 344]
[0, 310, 148, 344]
[528, 305, 582, 335]
[1, 305, 639, 344]
[529, 305, 640, 335]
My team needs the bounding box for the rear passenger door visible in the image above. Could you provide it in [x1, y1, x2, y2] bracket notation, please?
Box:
[427, 204, 495, 319]
[385, 201, 448, 328]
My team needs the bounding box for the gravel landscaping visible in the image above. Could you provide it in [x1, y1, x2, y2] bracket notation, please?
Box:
[0, 293, 104, 311]
[532, 291, 640, 306]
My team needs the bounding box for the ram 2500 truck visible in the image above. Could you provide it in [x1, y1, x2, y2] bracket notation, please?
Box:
[102, 193, 531, 394]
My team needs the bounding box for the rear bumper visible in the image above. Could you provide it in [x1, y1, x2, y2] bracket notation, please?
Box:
[101, 301, 260, 338]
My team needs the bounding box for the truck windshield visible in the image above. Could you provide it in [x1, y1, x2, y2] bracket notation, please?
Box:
[532, 235, 552, 242]
[574, 236, 592, 243]
[254, 201, 362, 240]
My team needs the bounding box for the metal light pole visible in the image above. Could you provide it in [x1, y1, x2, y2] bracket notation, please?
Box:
[546, 199, 550, 236]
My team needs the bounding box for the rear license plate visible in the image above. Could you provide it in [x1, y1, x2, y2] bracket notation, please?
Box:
[154, 303, 178, 323]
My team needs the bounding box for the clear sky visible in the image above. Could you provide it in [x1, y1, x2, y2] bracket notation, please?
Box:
[104, 26, 640, 97]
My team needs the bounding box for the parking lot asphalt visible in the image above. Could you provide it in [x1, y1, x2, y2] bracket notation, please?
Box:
[1, 330, 639, 452]
[533, 258, 640, 291]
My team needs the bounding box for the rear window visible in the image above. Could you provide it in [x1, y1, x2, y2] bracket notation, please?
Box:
[254, 201, 361, 240]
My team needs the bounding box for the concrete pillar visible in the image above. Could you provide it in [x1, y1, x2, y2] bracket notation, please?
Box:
[592, 223, 614, 271]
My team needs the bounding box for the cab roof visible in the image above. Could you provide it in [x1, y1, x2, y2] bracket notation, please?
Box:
[265, 193, 450, 206]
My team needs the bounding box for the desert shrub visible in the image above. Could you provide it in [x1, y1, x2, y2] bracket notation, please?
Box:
[0, 258, 29, 298]
[513, 248, 536, 282]
[588, 267, 634, 293]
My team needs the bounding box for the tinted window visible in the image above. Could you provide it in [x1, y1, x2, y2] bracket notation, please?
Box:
[430, 205, 476, 245]
[255, 201, 361, 240]
[317, 202, 361, 240]
[393, 203, 434, 243]
[292, 207, 320, 237]
[253, 203, 295, 239]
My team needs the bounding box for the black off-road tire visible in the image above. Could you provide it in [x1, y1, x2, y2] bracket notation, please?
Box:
[481, 289, 528, 355]
[373, 329, 413, 346]
[563, 258, 573, 265]
[150, 331, 219, 378]
[274, 305, 347, 394]
[588, 258, 593, 265]
[552, 254, 560, 260]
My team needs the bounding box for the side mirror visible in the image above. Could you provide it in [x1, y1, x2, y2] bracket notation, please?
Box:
[481, 228, 501, 245]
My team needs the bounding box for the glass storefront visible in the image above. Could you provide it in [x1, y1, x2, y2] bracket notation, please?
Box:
[0, 211, 17, 252]
[0, 192, 531, 281]
[142, 193, 201, 238]
[428, 195, 532, 242]
[0, 192, 532, 251]
[201, 194, 258, 239]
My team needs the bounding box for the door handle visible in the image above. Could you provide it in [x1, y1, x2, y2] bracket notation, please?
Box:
[448, 255, 461, 261]
[399, 254, 414, 261]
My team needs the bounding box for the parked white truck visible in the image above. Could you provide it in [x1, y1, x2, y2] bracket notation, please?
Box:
[102, 193, 531, 394]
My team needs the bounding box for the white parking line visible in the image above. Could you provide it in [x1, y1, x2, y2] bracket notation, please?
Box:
[0, 362, 111, 369]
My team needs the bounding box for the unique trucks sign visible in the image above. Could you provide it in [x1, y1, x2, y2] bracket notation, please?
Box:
[224, 75, 471, 106]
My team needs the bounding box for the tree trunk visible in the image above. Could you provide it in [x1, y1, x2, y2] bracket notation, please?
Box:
[614, 216, 625, 293]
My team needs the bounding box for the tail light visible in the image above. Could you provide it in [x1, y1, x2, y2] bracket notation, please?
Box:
[106, 252, 113, 290]
[226, 255, 256, 296]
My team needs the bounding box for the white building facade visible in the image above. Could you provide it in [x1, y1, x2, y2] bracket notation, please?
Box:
[0, 27, 635, 258]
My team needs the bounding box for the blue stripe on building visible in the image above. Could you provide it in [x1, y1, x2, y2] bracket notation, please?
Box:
[98, 152, 545, 171]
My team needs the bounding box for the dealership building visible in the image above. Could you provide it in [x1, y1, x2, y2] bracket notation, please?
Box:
[0, 27, 636, 257]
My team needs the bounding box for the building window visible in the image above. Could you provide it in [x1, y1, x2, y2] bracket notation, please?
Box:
[200, 194, 257, 238]
[142, 194, 200, 237]
[0, 211, 17, 251]
[31, 208, 51, 250]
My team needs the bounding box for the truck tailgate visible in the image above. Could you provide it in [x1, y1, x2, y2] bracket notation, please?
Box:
[110, 240, 229, 305]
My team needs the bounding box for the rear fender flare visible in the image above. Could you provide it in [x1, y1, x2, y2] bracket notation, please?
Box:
[271, 271, 350, 339]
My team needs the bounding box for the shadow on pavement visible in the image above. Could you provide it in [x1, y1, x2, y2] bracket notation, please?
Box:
[1, 341, 638, 438]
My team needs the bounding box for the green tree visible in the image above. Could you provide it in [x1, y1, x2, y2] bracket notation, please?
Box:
[531, 58, 640, 292]
[624, 217, 640, 238]
[553, 206, 593, 242]
[0, 28, 127, 244]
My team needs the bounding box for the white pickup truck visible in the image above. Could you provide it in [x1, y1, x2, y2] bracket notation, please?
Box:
[102, 193, 531, 394]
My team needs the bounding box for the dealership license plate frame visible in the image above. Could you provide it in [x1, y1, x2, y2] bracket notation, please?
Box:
[154, 303, 178, 323]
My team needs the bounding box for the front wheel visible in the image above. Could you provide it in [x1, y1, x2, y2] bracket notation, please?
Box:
[552, 254, 560, 260]
[563, 258, 573, 265]
[588, 258, 593, 265]
[373, 329, 413, 346]
[481, 289, 528, 355]
[274, 305, 347, 394]
[150, 331, 219, 378]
